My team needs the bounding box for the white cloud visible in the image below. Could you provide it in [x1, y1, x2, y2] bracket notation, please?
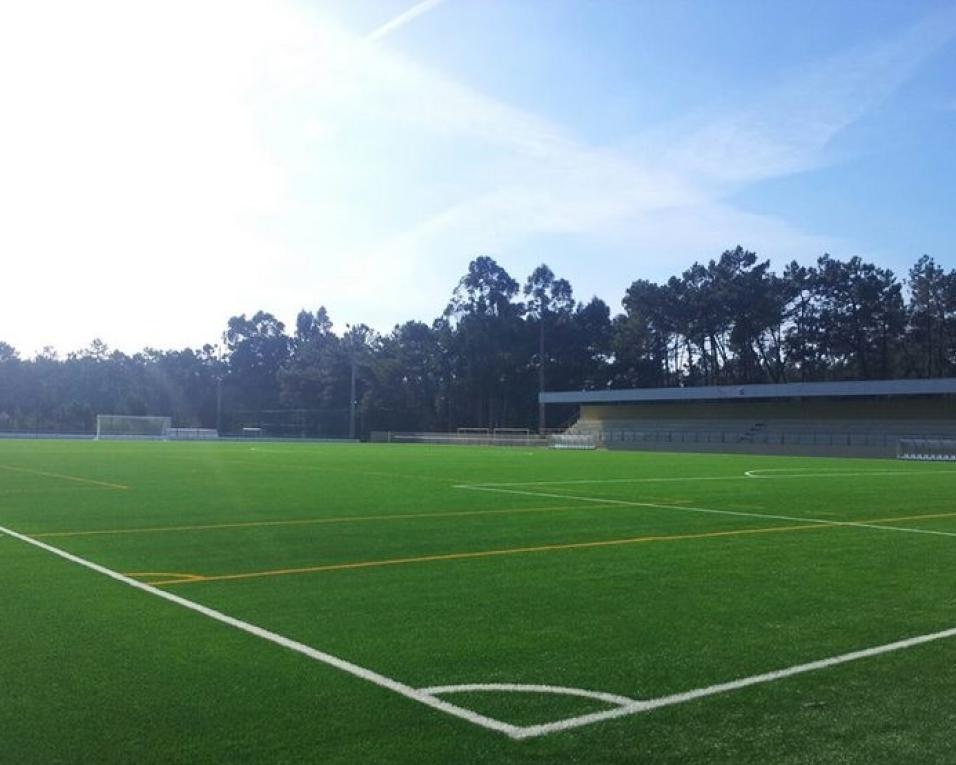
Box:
[356, 3, 956, 308]
[661, 2, 956, 186]
[0, 1, 952, 353]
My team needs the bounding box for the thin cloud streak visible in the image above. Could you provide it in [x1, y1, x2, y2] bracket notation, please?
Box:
[365, 0, 447, 42]
[360, 2, 956, 308]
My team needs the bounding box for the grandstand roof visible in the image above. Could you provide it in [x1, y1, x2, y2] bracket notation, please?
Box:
[540, 377, 956, 405]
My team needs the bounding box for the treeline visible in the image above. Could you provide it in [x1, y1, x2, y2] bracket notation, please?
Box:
[1, 249, 954, 435]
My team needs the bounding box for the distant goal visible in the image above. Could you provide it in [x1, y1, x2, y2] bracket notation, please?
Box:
[549, 433, 597, 450]
[95, 415, 171, 440]
[897, 437, 956, 462]
[167, 427, 219, 441]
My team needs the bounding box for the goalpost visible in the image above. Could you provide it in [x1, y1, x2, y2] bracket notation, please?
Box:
[95, 415, 172, 440]
[493, 427, 531, 446]
[549, 433, 597, 450]
[897, 437, 956, 462]
[166, 427, 219, 441]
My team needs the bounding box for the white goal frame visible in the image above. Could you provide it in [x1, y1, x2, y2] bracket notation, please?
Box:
[166, 427, 219, 441]
[95, 415, 172, 440]
[549, 433, 597, 450]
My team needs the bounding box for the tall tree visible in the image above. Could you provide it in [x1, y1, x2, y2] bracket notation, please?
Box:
[524, 264, 574, 429]
[813, 255, 905, 379]
[224, 311, 290, 411]
[904, 256, 956, 377]
[445, 257, 529, 427]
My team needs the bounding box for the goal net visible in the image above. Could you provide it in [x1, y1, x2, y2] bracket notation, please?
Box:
[550, 433, 597, 450]
[95, 415, 171, 440]
[897, 438, 956, 462]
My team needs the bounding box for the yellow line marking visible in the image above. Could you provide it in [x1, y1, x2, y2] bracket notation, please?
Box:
[149, 522, 830, 585]
[860, 510, 956, 525]
[32, 504, 620, 539]
[0, 487, 113, 495]
[163, 453, 463, 485]
[0, 464, 129, 490]
[147, 508, 956, 587]
[127, 571, 206, 583]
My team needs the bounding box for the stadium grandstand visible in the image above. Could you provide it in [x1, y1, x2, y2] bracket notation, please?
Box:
[541, 378, 956, 458]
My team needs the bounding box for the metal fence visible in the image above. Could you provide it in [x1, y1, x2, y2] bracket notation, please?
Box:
[378, 431, 551, 448]
[590, 428, 956, 448]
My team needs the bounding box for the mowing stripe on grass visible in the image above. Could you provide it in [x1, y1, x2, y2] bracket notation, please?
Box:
[0, 523, 522, 739]
[0, 464, 129, 490]
[457, 485, 956, 540]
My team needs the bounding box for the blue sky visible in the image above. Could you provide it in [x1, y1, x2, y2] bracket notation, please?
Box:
[1, 0, 954, 353]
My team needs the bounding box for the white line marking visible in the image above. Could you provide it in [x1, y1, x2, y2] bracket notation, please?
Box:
[470, 469, 956, 488]
[5, 520, 956, 740]
[742, 468, 955, 479]
[470, 476, 745, 487]
[512, 625, 956, 739]
[456, 485, 956, 539]
[421, 683, 638, 707]
[0, 523, 520, 739]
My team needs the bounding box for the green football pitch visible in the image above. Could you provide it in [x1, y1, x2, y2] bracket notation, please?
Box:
[2, 440, 956, 763]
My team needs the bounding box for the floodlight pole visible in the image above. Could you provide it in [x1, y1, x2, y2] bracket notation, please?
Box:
[346, 324, 357, 440]
[349, 356, 357, 440]
[215, 341, 223, 435]
[538, 311, 546, 433]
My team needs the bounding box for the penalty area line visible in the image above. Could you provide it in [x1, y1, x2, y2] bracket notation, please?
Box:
[0, 523, 520, 739]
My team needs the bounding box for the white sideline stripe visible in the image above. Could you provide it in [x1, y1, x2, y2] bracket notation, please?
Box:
[470, 476, 745, 487]
[455, 485, 956, 540]
[743, 469, 956, 479]
[0, 524, 521, 739]
[469, 469, 956, 488]
[421, 683, 638, 707]
[513, 625, 956, 739]
[6, 521, 956, 740]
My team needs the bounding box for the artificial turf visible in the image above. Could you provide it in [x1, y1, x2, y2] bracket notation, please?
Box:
[1, 440, 955, 763]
